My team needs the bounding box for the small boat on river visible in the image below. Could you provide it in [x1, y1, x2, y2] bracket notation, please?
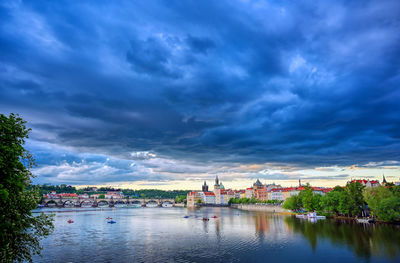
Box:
[127, 203, 142, 208]
[307, 212, 326, 219]
[296, 212, 325, 220]
[107, 220, 116, 224]
[146, 202, 158, 208]
[356, 217, 375, 224]
[106, 217, 112, 220]
[202, 217, 209, 221]
[67, 219, 74, 223]
[212, 216, 218, 219]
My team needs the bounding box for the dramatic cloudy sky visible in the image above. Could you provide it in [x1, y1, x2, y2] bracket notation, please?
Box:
[1, 0, 399, 189]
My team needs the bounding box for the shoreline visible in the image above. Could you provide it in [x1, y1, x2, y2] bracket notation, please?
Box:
[231, 204, 290, 214]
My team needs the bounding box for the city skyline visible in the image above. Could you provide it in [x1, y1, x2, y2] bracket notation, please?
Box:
[1, 0, 399, 189]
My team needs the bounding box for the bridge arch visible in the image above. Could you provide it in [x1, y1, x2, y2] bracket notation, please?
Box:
[161, 201, 173, 207]
[45, 200, 57, 207]
[146, 200, 158, 207]
[97, 200, 109, 208]
[63, 200, 75, 207]
[128, 200, 142, 207]
[80, 200, 94, 207]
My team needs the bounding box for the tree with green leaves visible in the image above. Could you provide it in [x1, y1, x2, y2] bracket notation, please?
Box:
[0, 113, 54, 263]
[364, 186, 400, 222]
[345, 181, 365, 217]
[282, 194, 302, 211]
[175, 195, 186, 203]
[298, 184, 323, 212]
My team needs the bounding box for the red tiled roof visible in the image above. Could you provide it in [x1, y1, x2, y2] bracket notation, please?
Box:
[60, 193, 78, 197]
[204, 192, 215, 196]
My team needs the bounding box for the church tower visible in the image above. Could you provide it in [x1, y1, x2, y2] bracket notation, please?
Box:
[382, 174, 387, 185]
[202, 181, 209, 192]
[214, 175, 221, 204]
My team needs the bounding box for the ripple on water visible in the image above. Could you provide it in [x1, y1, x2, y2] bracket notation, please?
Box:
[32, 207, 400, 263]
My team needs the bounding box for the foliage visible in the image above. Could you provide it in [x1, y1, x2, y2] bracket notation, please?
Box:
[98, 194, 105, 199]
[298, 184, 314, 211]
[34, 184, 76, 195]
[282, 195, 302, 211]
[229, 198, 282, 205]
[375, 196, 400, 222]
[364, 186, 400, 222]
[196, 198, 202, 204]
[175, 195, 186, 203]
[295, 184, 322, 212]
[36, 185, 191, 201]
[320, 186, 350, 216]
[0, 114, 54, 263]
[345, 182, 365, 217]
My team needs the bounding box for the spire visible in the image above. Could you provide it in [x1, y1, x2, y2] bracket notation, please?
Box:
[215, 175, 219, 186]
[383, 174, 387, 184]
[202, 180, 209, 192]
[254, 179, 263, 186]
[299, 179, 301, 187]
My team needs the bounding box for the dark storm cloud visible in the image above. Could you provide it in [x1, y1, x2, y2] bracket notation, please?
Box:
[1, 0, 400, 183]
[186, 35, 215, 54]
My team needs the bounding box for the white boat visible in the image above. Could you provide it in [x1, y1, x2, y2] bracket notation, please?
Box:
[114, 203, 127, 208]
[356, 218, 375, 224]
[146, 202, 158, 208]
[127, 203, 142, 208]
[307, 212, 326, 219]
[162, 202, 173, 208]
[295, 214, 307, 219]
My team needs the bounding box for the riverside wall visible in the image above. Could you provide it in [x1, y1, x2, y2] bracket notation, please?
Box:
[231, 204, 290, 213]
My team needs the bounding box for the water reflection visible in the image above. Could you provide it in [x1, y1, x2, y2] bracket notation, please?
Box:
[32, 207, 400, 263]
[284, 216, 400, 260]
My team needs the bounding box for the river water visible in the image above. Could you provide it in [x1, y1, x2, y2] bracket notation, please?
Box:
[32, 207, 400, 263]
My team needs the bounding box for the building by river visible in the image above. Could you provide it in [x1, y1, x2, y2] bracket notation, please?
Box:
[187, 176, 235, 207]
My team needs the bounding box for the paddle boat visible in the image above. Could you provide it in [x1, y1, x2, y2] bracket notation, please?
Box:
[162, 202, 173, 208]
[202, 217, 209, 221]
[212, 215, 218, 219]
[67, 219, 74, 223]
[106, 217, 112, 220]
[356, 218, 375, 224]
[307, 212, 326, 219]
[107, 220, 116, 224]
[183, 216, 190, 218]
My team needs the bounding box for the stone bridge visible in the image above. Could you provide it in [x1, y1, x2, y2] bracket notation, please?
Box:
[42, 197, 175, 208]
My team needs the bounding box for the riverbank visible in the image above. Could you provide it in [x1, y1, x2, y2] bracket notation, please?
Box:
[231, 204, 290, 214]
